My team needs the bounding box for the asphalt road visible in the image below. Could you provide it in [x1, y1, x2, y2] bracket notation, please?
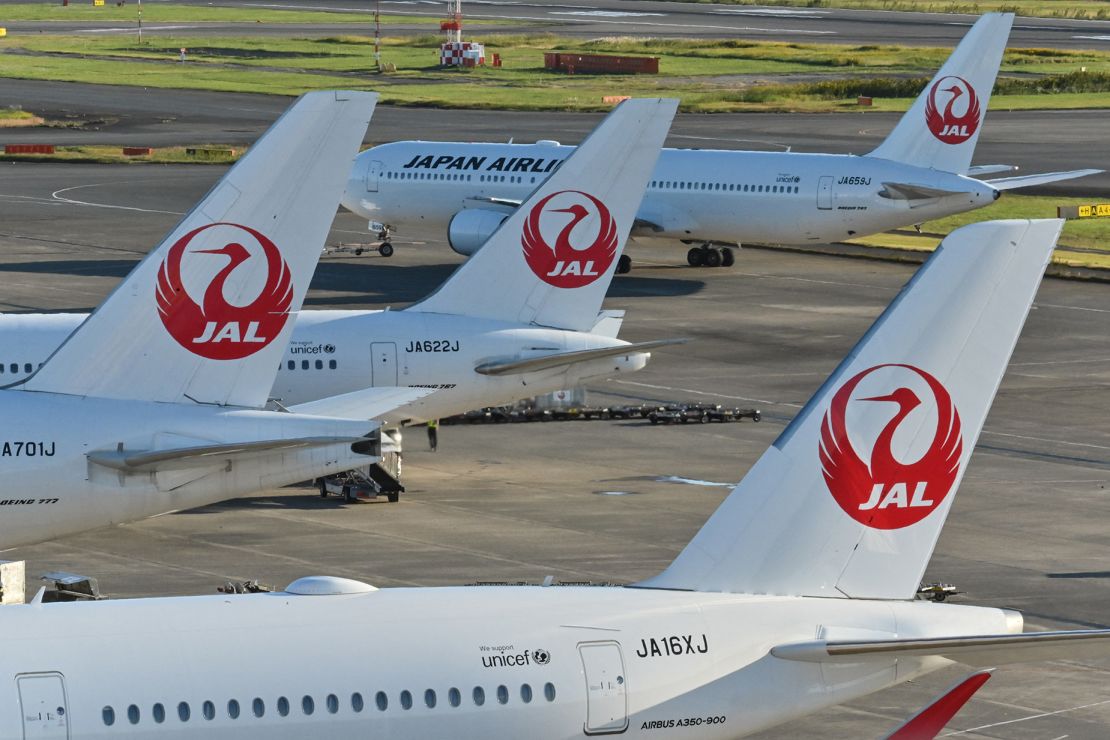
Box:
[3, 80, 1108, 196]
[4, 0, 1110, 48]
[0, 162, 1109, 737]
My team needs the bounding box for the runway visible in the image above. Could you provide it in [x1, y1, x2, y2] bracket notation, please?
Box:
[0, 161, 1109, 737]
[3, 80, 1108, 196]
[3, 0, 1110, 48]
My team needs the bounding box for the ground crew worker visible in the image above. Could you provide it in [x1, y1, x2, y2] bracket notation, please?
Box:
[427, 419, 439, 451]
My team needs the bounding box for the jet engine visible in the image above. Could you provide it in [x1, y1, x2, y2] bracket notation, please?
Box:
[447, 208, 509, 256]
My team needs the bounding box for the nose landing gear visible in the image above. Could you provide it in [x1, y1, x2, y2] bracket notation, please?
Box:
[686, 245, 735, 268]
[371, 222, 394, 257]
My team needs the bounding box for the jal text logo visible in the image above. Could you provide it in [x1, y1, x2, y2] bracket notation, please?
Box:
[924, 76, 981, 144]
[819, 363, 963, 529]
[155, 222, 293, 360]
[521, 190, 619, 288]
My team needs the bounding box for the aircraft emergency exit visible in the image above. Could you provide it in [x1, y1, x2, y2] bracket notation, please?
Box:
[342, 13, 1100, 270]
[4, 218, 1107, 740]
[0, 91, 436, 550]
[0, 100, 680, 470]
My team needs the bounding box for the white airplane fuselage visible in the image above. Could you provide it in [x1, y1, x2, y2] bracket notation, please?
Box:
[344, 143, 999, 246]
[0, 311, 644, 428]
[0, 584, 1018, 739]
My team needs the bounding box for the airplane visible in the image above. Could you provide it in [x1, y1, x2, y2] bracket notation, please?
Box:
[6, 217, 1108, 740]
[0, 99, 682, 493]
[341, 13, 1101, 272]
[0, 90, 450, 550]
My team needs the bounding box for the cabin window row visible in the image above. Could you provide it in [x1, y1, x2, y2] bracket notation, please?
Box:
[282, 359, 339, 371]
[101, 683, 557, 727]
[387, 171, 536, 186]
[0, 362, 40, 375]
[650, 180, 800, 194]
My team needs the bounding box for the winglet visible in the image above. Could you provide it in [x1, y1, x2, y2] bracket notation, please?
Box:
[884, 671, 991, 740]
[22, 91, 377, 408]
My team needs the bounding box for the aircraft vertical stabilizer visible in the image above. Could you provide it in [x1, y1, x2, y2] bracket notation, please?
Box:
[408, 98, 677, 333]
[636, 219, 1061, 600]
[868, 13, 1012, 175]
[22, 91, 377, 407]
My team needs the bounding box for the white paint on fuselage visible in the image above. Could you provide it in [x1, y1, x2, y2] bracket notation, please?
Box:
[345, 142, 997, 246]
[0, 585, 1014, 738]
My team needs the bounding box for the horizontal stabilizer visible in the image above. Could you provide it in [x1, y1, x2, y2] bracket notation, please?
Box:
[985, 168, 1103, 191]
[475, 338, 686, 376]
[880, 182, 969, 201]
[288, 386, 435, 419]
[88, 436, 368, 473]
[967, 164, 1017, 176]
[591, 309, 626, 338]
[771, 629, 1110, 666]
[884, 671, 991, 740]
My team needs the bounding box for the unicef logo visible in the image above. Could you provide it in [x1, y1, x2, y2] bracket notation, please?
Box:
[531, 649, 551, 665]
[324, 344, 336, 354]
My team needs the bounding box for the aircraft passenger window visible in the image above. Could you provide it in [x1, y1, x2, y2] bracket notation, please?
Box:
[202, 701, 215, 720]
[153, 703, 165, 724]
[472, 686, 485, 706]
[102, 706, 115, 726]
[277, 697, 290, 717]
[23, 363, 30, 373]
[400, 690, 413, 710]
[544, 683, 556, 702]
[287, 360, 295, 370]
[315, 360, 323, 370]
[375, 691, 388, 711]
[177, 702, 190, 722]
[302, 696, 315, 715]
[228, 699, 240, 719]
[425, 689, 436, 708]
[497, 685, 509, 705]
[520, 684, 533, 703]
[351, 693, 364, 712]
[253, 698, 265, 718]
[8, 363, 15, 373]
[743, 184, 749, 192]
[326, 694, 339, 714]
[329, 360, 337, 370]
[127, 704, 138, 725]
[301, 360, 309, 370]
[448, 687, 461, 707]
[758, 185, 763, 193]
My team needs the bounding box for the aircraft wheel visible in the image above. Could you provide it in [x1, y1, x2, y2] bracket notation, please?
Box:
[686, 247, 703, 267]
[387, 491, 400, 503]
[616, 254, 631, 274]
[703, 248, 722, 268]
[378, 242, 394, 257]
[721, 248, 735, 267]
[318, 479, 328, 498]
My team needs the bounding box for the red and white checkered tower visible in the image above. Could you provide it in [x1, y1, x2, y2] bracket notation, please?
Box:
[441, 0, 462, 44]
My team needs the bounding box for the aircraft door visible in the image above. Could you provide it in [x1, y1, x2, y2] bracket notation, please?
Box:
[365, 159, 383, 192]
[17, 673, 70, 739]
[370, 342, 398, 386]
[579, 641, 628, 735]
[817, 176, 833, 210]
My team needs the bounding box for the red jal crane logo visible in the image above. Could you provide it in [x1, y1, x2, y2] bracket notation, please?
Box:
[156, 222, 293, 360]
[521, 190, 619, 288]
[819, 364, 963, 530]
[925, 75, 981, 144]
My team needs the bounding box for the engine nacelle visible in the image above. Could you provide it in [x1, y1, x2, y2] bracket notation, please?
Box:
[447, 208, 509, 256]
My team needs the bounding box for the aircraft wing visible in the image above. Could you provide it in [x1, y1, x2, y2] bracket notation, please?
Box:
[287, 386, 435, 419]
[771, 629, 1110, 666]
[879, 181, 972, 201]
[966, 164, 1017, 176]
[463, 195, 520, 210]
[88, 436, 368, 473]
[985, 168, 1104, 191]
[474, 338, 687, 376]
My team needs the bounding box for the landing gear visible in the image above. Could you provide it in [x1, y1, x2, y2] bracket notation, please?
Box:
[616, 254, 632, 274]
[372, 222, 395, 257]
[378, 242, 394, 257]
[686, 245, 734, 268]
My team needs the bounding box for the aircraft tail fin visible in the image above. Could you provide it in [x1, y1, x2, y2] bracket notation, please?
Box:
[408, 98, 677, 332]
[635, 219, 1061, 600]
[868, 13, 1012, 174]
[22, 91, 377, 407]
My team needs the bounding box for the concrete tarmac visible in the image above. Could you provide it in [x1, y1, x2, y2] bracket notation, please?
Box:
[0, 162, 1108, 737]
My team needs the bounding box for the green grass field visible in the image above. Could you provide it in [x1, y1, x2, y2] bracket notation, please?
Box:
[0, 145, 240, 164]
[2, 32, 1109, 111]
[668, 0, 1110, 21]
[0, 3, 440, 24]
